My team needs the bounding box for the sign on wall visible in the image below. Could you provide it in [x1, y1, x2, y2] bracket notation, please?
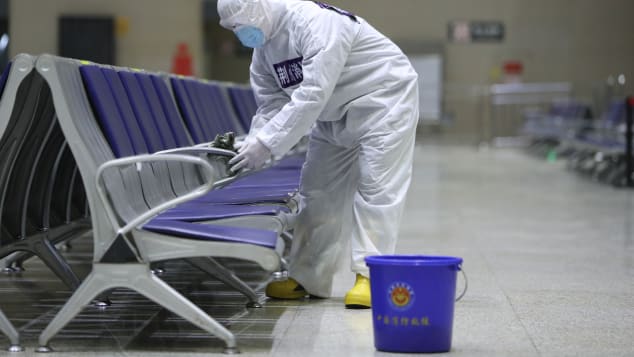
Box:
[448, 21, 505, 43]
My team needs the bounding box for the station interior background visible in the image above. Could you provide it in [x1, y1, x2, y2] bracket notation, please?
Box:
[0, 0, 633, 356]
[6, 0, 633, 144]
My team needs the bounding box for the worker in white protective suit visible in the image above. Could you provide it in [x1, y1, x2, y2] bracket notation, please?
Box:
[219, 0, 419, 308]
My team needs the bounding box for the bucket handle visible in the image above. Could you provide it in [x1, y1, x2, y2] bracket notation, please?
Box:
[456, 265, 468, 302]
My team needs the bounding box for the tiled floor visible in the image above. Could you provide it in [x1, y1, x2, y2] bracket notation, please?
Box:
[1, 144, 633, 356]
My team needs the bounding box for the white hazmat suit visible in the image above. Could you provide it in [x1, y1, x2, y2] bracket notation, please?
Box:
[218, 0, 419, 298]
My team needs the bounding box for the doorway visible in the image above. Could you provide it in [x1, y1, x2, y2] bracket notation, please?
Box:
[59, 16, 115, 65]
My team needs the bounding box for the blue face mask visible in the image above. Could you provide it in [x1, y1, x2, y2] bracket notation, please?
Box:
[235, 26, 265, 48]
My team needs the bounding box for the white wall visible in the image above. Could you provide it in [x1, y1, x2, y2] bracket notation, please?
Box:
[9, 0, 203, 75]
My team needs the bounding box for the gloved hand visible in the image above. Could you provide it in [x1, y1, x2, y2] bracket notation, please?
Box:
[229, 137, 271, 172]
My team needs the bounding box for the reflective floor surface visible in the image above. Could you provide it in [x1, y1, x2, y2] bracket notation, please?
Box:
[1, 144, 633, 356]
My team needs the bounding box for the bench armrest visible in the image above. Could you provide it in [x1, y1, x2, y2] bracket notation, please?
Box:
[95, 153, 216, 236]
[154, 146, 236, 158]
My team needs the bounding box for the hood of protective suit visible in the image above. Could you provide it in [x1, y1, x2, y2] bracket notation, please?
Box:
[217, 0, 287, 40]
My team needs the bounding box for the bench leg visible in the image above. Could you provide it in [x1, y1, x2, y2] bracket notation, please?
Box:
[37, 268, 107, 351]
[38, 263, 238, 353]
[31, 237, 81, 290]
[0, 308, 23, 352]
[1, 226, 89, 275]
[132, 267, 238, 352]
[186, 257, 261, 308]
[0, 252, 23, 273]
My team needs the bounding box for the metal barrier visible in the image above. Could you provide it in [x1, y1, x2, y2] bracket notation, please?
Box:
[483, 82, 572, 146]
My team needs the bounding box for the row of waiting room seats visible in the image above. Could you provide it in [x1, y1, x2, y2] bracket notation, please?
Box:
[0, 53, 304, 353]
[522, 97, 633, 187]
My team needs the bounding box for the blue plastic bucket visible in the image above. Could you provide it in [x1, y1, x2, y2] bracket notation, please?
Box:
[365, 255, 464, 353]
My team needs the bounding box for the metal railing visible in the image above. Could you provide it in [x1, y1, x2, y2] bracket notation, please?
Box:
[483, 82, 572, 146]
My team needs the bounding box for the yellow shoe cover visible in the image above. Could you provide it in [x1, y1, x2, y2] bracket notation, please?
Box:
[344, 274, 371, 309]
[265, 278, 308, 299]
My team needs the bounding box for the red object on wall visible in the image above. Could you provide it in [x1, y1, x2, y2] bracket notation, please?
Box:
[503, 61, 523, 75]
[171, 42, 193, 76]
